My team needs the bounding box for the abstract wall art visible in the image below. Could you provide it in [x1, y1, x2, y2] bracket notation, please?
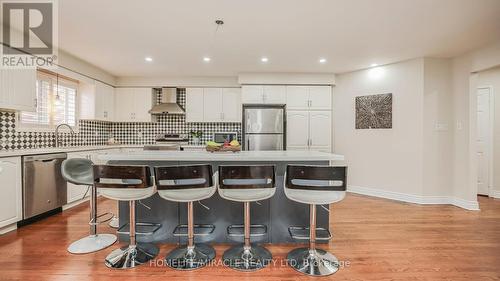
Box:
[355, 93, 393, 129]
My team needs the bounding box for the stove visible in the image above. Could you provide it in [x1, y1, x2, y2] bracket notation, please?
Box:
[143, 134, 189, 151]
[155, 133, 189, 144]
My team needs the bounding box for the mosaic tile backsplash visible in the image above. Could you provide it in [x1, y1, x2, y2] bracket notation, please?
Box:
[0, 88, 241, 150]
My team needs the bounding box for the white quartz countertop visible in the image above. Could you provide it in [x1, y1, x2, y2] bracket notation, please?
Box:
[0, 145, 143, 158]
[98, 150, 345, 162]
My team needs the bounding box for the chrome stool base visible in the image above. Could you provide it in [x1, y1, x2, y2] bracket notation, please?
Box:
[108, 216, 119, 229]
[165, 243, 215, 270]
[67, 234, 117, 254]
[105, 243, 159, 269]
[287, 248, 339, 276]
[222, 245, 272, 271]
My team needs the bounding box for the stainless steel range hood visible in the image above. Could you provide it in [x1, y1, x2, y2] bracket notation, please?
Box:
[149, 88, 185, 114]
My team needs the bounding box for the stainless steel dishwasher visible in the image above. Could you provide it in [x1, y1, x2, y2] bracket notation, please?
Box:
[22, 153, 68, 219]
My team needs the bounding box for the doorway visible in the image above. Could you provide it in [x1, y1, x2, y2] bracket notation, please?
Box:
[476, 87, 493, 196]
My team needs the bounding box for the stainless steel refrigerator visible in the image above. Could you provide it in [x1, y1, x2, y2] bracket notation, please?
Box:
[243, 105, 286, 150]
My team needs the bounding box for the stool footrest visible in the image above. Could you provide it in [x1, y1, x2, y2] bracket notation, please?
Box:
[89, 212, 114, 226]
[117, 222, 162, 236]
[227, 224, 267, 237]
[173, 224, 215, 237]
[288, 226, 332, 241]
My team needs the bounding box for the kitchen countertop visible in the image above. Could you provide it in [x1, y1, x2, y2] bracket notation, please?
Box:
[99, 150, 345, 162]
[0, 145, 144, 158]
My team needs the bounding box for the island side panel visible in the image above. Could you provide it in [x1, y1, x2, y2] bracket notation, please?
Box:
[112, 159, 329, 244]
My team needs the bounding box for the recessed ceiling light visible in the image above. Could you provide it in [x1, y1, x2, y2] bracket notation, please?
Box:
[319, 58, 327, 64]
[203, 57, 211, 62]
[144, 57, 153, 62]
[370, 63, 378, 67]
[261, 57, 269, 63]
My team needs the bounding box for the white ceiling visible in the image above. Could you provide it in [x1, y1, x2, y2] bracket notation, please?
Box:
[58, 0, 500, 77]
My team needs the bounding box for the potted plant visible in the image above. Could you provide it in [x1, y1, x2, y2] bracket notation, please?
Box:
[189, 130, 203, 145]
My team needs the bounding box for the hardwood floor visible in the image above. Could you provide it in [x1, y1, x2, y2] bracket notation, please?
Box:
[0, 194, 499, 280]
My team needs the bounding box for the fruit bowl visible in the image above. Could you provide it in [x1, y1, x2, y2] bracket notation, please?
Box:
[206, 145, 241, 153]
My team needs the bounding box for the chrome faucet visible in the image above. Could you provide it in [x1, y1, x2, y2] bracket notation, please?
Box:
[55, 123, 75, 147]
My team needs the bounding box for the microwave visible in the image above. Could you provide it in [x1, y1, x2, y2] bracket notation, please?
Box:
[213, 132, 238, 143]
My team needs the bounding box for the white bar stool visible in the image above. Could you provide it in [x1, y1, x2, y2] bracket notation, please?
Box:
[218, 165, 276, 271]
[61, 158, 117, 254]
[155, 164, 217, 270]
[284, 165, 347, 276]
[93, 164, 159, 269]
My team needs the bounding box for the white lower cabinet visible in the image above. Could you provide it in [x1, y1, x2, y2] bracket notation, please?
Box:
[66, 152, 93, 204]
[286, 110, 331, 152]
[0, 157, 23, 229]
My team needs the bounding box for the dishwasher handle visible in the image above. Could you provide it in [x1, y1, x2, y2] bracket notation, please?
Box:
[23, 153, 68, 162]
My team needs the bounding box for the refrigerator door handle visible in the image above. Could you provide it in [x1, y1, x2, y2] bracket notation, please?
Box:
[247, 137, 251, 150]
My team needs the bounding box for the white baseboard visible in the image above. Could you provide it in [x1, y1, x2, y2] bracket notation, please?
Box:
[348, 185, 480, 211]
[62, 196, 90, 211]
[0, 223, 17, 235]
[490, 189, 500, 199]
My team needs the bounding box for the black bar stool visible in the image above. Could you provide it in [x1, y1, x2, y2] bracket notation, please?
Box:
[155, 164, 217, 270]
[284, 165, 347, 276]
[218, 165, 276, 271]
[93, 165, 159, 269]
[61, 158, 116, 254]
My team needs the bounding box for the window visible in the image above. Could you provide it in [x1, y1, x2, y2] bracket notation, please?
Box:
[19, 70, 78, 129]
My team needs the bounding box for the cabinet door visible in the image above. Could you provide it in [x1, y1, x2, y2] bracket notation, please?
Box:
[114, 88, 135, 122]
[286, 111, 309, 150]
[186, 88, 204, 122]
[0, 157, 22, 228]
[286, 86, 309, 110]
[133, 88, 152, 122]
[309, 111, 332, 152]
[263, 85, 286, 104]
[0, 69, 36, 112]
[94, 81, 106, 120]
[309, 86, 332, 110]
[99, 82, 115, 121]
[203, 88, 223, 122]
[241, 85, 264, 104]
[222, 88, 242, 122]
[66, 152, 91, 204]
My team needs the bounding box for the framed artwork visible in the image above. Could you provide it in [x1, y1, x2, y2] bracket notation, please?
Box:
[355, 93, 392, 129]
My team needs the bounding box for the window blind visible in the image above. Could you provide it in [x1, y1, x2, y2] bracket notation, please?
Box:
[20, 70, 78, 129]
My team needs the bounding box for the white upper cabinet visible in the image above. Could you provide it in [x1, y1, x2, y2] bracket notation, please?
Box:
[0, 68, 36, 112]
[241, 85, 286, 104]
[263, 85, 286, 104]
[308, 86, 332, 110]
[0, 157, 23, 229]
[80, 80, 115, 121]
[186, 88, 242, 123]
[203, 88, 224, 122]
[286, 85, 331, 110]
[114, 88, 153, 122]
[241, 85, 264, 104]
[222, 88, 242, 122]
[286, 86, 309, 109]
[95, 81, 115, 121]
[185, 88, 204, 122]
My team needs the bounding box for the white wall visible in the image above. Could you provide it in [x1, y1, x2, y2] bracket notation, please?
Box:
[477, 66, 500, 196]
[423, 58, 453, 197]
[57, 50, 116, 86]
[451, 40, 500, 202]
[334, 59, 425, 197]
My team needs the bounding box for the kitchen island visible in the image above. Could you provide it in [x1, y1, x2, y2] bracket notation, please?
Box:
[98, 150, 345, 244]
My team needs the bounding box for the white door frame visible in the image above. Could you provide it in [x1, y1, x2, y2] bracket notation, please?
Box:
[477, 86, 494, 196]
